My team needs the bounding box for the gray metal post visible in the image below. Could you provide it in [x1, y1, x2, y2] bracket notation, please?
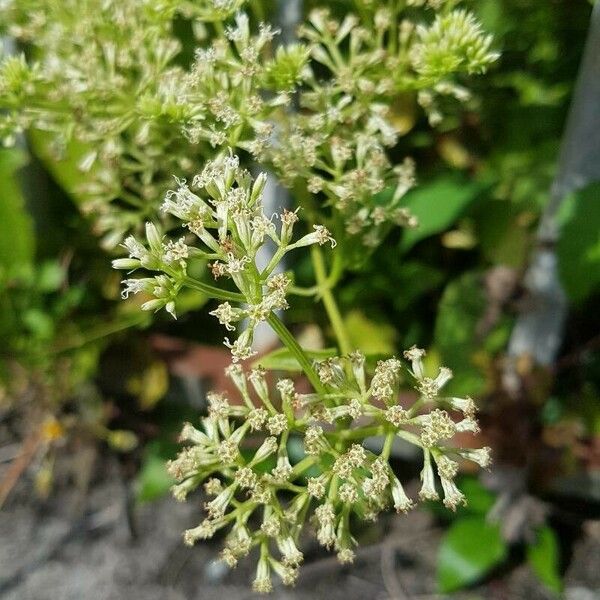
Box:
[504, 4, 600, 392]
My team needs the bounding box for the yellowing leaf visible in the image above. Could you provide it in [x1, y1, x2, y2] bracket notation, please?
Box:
[127, 361, 169, 410]
[344, 310, 397, 356]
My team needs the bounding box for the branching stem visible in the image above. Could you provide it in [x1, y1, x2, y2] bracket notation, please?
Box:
[267, 312, 325, 394]
[311, 246, 352, 355]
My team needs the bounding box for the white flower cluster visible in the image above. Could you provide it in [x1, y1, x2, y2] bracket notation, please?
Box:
[178, 12, 303, 157]
[170, 349, 490, 592]
[267, 5, 497, 247]
[114, 153, 335, 360]
[0, 1, 496, 250]
[298, 350, 491, 513]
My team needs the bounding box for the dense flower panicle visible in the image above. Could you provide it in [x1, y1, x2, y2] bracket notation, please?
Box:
[268, 5, 496, 247]
[169, 350, 489, 591]
[1, 0, 495, 249]
[0, 0, 199, 247]
[410, 10, 499, 78]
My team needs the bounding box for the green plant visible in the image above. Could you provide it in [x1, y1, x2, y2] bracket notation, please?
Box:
[115, 155, 491, 591]
[0, 0, 496, 250]
[2, 0, 502, 592]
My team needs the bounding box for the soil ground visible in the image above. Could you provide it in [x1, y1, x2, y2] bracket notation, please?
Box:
[1, 455, 599, 600]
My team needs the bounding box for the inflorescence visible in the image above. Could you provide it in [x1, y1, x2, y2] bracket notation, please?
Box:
[0, 1, 499, 592]
[113, 153, 335, 360]
[0, 0, 497, 249]
[168, 348, 491, 593]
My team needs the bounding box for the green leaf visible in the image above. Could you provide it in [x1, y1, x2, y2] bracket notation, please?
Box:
[437, 516, 507, 593]
[391, 261, 444, 312]
[558, 182, 600, 303]
[476, 200, 529, 267]
[459, 476, 496, 515]
[256, 347, 337, 371]
[399, 175, 482, 253]
[434, 272, 487, 396]
[28, 130, 94, 206]
[425, 476, 496, 522]
[344, 310, 397, 356]
[37, 261, 66, 292]
[527, 526, 563, 594]
[135, 442, 176, 503]
[22, 308, 54, 340]
[0, 148, 34, 274]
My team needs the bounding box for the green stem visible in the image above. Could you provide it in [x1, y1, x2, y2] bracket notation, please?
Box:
[328, 474, 340, 501]
[381, 432, 395, 461]
[289, 251, 344, 298]
[334, 425, 384, 440]
[183, 276, 245, 302]
[213, 20, 226, 38]
[395, 429, 423, 447]
[261, 246, 286, 280]
[266, 312, 325, 394]
[289, 284, 321, 297]
[311, 246, 352, 355]
[52, 312, 148, 353]
[249, 0, 265, 21]
[291, 456, 318, 478]
[258, 392, 277, 415]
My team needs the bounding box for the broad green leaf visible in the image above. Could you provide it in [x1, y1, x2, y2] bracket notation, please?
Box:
[338, 260, 442, 314]
[527, 526, 562, 594]
[434, 272, 487, 396]
[558, 182, 600, 303]
[256, 347, 337, 371]
[422, 476, 495, 521]
[399, 175, 482, 253]
[344, 310, 397, 356]
[391, 261, 444, 312]
[0, 148, 34, 274]
[437, 516, 507, 593]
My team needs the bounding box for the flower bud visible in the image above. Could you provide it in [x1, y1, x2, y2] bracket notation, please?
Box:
[145, 222, 162, 254]
[250, 436, 278, 466]
[250, 172, 267, 205]
[112, 258, 140, 270]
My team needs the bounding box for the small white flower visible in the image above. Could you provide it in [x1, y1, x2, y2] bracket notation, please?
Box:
[419, 451, 439, 501]
[460, 446, 492, 469]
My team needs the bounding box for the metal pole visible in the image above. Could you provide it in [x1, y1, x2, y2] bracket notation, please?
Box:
[504, 3, 600, 392]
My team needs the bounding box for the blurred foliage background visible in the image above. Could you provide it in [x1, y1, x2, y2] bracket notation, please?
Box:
[1, 0, 599, 595]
